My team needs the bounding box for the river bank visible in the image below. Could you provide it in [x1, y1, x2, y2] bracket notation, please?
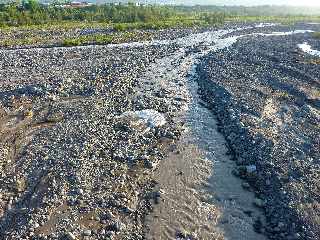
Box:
[197, 24, 320, 240]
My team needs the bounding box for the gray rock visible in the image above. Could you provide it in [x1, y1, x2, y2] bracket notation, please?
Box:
[242, 182, 250, 189]
[246, 165, 257, 174]
[83, 230, 91, 236]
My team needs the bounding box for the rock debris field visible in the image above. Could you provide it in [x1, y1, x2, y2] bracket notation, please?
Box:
[0, 23, 319, 240]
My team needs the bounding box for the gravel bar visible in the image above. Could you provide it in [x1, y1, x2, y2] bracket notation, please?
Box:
[197, 23, 320, 240]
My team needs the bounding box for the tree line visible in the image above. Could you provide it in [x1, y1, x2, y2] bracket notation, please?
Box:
[0, 0, 182, 27]
[1, 1, 319, 28]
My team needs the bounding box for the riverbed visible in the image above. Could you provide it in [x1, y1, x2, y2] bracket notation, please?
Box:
[0, 22, 319, 240]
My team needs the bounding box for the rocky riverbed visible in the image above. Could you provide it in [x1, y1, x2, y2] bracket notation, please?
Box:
[0, 23, 319, 240]
[197, 24, 320, 240]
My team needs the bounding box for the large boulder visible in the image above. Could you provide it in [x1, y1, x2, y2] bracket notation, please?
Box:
[118, 109, 166, 132]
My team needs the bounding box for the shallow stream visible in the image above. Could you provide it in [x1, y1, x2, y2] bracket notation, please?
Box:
[143, 24, 318, 239]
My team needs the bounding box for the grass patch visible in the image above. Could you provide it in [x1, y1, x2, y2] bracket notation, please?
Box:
[0, 30, 153, 47]
[113, 19, 203, 32]
[0, 21, 111, 33]
[313, 32, 320, 39]
[0, 18, 205, 48]
[226, 15, 320, 24]
[0, 35, 49, 47]
[62, 34, 114, 47]
[62, 31, 153, 47]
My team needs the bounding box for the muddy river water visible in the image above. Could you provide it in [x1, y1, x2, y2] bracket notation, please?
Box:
[137, 25, 318, 240]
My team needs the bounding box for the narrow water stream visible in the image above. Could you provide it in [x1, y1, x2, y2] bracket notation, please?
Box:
[143, 25, 317, 240]
[143, 44, 267, 240]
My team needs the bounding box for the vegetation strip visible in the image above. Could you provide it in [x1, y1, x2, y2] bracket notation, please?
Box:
[1, 1, 320, 48]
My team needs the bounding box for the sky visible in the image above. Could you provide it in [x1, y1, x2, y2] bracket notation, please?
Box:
[173, 0, 320, 6]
